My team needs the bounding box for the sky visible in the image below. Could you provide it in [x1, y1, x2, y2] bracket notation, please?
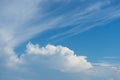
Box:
[0, 0, 120, 80]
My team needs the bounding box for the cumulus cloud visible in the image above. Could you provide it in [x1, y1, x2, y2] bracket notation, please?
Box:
[0, 43, 120, 80]
[0, 42, 120, 80]
[0, 42, 119, 80]
[24, 42, 92, 72]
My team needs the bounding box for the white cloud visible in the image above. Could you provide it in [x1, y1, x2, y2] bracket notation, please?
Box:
[0, 42, 120, 80]
[24, 42, 92, 72]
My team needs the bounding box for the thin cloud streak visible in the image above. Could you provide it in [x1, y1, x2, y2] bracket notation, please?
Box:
[49, 1, 120, 40]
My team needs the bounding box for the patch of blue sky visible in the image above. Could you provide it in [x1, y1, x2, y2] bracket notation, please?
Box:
[16, 2, 120, 62]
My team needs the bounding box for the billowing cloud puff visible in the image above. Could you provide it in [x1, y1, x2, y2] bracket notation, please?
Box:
[23, 42, 92, 72]
[0, 43, 120, 80]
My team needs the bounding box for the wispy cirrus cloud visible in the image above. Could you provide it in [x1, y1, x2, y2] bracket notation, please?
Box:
[49, 0, 120, 40]
[0, 0, 120, 47]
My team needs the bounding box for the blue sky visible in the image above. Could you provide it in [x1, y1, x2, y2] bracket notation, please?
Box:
[0, 0, 120, 80]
